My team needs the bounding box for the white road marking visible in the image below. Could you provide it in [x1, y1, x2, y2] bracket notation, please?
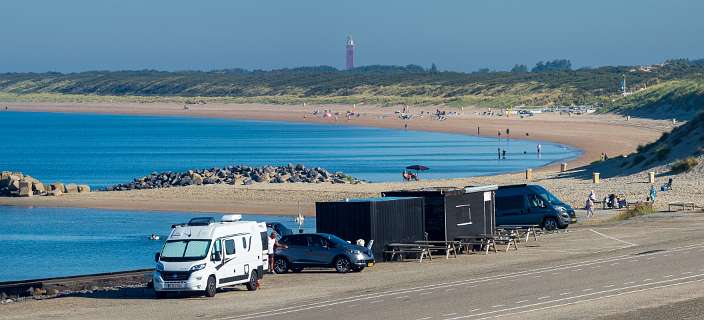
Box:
[603, 285, 615, 288]
[537, 296, 550, 300]
[415, 317, 432, 320]
[515, 300, 528, 304]
[222, 243, 704, 320]
[682, 272, 694, 275]
[491, 305, 505, 308]
[470, 308, 481, 312]
[559, 292, 572, 296]
[395, 295, 409, 299]
[624, 281, 636, 285]
[643, 278, 653, 282]
[442, 313, 458, 317]
[443, 274, 704, 320]
[610, 263, 620, 266]
[664, 275, 674, 278]
[575, 269, 582, 271]
[369, 300, 383, 304]
[420, 292, 433, 295]
[445, 288, 456, 292]
[582, 288, 593, 292]
[588, 229, 637, 247]
[533, 275, 542, 278]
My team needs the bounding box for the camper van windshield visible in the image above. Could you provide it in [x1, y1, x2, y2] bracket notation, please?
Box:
[161, 240, 211, 261]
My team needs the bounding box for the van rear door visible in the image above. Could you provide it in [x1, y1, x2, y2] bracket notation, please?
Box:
[496, 188, 527, 225]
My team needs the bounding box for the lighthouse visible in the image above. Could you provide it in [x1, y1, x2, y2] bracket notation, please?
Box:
[345, 35, 355, 70]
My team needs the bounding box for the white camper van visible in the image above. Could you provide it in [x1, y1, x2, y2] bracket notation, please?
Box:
[153, 215, 269, 298]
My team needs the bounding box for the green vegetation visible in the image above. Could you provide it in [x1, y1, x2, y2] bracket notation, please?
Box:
[670, 157, 699, 174]
[0, 59, 702, 112]
[614, 202, 655, 221]
[605, 79, 704, 116]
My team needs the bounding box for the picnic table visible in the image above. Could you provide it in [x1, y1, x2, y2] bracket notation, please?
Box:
[669, 202, 697, 212]
[455, 235, 497, 255]
[414, 240, 459, 259]
[497, 224, 540, 242]
[385, 243, 432, 262]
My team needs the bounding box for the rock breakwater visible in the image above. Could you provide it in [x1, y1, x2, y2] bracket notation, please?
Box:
[106, 164, 364, 191]
[0, 171, 90, 197]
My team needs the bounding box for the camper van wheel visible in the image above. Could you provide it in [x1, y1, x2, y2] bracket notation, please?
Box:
[274, 258, 289, 274]
[205, 275, 217, 297]
[542, 217, 558, 231]
[245, 272, 258, 291]
[155, 291, 167, 299]
[334, 256, 352, 273]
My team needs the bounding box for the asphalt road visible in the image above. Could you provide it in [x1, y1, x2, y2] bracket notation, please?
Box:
[219, 242, 704, 320]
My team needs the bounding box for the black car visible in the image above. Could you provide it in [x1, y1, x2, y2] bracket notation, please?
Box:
[495, 184, 577, 230]
[274, 233, 374, 273]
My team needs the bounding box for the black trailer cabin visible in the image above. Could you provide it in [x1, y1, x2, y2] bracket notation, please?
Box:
[382, 186, 497, 241]
[315, 197, 425, 259]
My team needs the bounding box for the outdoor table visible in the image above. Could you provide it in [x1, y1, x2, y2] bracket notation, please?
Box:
[413, 240, 459, 258]
[497, 224, 540, 242]
[385, 243, 432, 262]
[455, 235, 496, 254]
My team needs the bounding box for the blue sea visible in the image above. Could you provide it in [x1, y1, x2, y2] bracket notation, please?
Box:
[0, 111, 580, 281]
[0, 111, 579, 186]
[0, 206, 315, 282]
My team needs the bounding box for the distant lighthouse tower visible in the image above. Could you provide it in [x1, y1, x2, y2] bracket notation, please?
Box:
[345, 35, 355, 70]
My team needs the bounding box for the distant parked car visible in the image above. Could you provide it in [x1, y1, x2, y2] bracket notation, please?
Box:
[274, 233, 374, 273]
[495, 184, 577, 230]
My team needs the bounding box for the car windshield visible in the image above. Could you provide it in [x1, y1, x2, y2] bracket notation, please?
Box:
[532, 186, 561, 204]
[160, 240, 211, 262]
[322, 234, 350, 246]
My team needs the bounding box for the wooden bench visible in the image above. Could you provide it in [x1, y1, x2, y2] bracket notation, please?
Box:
[414, 241, 459, 259]
[669, 202, 697, 212]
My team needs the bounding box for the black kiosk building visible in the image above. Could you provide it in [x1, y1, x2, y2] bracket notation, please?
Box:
[382, 186, 497, 241]
[315, 197, 425, 259]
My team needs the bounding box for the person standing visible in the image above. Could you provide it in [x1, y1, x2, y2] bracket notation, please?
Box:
[268, 232, 287, 273]
[649, 185, 657, 203]
[537, 144, 542, 154]
[586, 191, 596, 218]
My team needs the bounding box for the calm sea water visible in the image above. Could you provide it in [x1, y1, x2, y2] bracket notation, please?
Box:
[0, 111, 579, 186]
[0, 206, 315, 282]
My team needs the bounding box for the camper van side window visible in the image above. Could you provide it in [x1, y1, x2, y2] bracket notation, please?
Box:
[225, 239, 235, 255]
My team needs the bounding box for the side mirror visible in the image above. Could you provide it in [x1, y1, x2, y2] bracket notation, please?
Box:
[154, 252, 160, 262]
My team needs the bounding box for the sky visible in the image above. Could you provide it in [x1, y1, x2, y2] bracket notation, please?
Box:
[1, 0, 703, 73]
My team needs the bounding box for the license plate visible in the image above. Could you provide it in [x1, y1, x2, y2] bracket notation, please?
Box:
[164, 282, 185, 289]
[367, 262, 374, 267]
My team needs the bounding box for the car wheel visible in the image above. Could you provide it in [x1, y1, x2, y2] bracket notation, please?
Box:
[274, 258, 289, 274]
[245, 272, 258, 291]
[154, 291, 167, 299]
[291, 266, 304, 273]
[204, 275, 217, 297]
[334, 256, 352, 273]
[543, 217, 559, 231]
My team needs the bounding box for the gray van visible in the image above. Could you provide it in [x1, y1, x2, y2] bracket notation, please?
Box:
[495, 184, 576, 230]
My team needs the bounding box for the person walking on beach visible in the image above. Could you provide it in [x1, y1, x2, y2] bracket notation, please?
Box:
[498, 148, 501, 159]
[537, 144, 542, 155]
[502, 149, 507, 159]
[585, 190, 596, 218]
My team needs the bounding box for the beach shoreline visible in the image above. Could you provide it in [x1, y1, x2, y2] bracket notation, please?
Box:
[0, 101, 674, 215]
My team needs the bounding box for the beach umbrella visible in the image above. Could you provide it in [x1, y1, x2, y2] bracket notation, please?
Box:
[405, 165, 429, 171]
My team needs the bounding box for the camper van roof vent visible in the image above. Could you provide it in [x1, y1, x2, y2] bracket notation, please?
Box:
[188, 217, 215, 226]
[221, 214, 242, 222]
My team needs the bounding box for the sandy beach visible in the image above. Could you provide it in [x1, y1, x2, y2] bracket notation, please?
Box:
[0, 102, 680, 215]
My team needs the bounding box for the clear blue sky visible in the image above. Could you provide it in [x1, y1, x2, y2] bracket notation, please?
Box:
[1, 0, 702, 73]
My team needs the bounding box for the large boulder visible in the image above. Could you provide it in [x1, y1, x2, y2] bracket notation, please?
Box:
[32, 182, 46, 194]
[77, 185, 91, 193]
[64, 183, 79, 193]
[191, 173, 203, 185]
[7, 175, 21, 191]
[51, 183, 64, 192]
[18, 181, 33, 197]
